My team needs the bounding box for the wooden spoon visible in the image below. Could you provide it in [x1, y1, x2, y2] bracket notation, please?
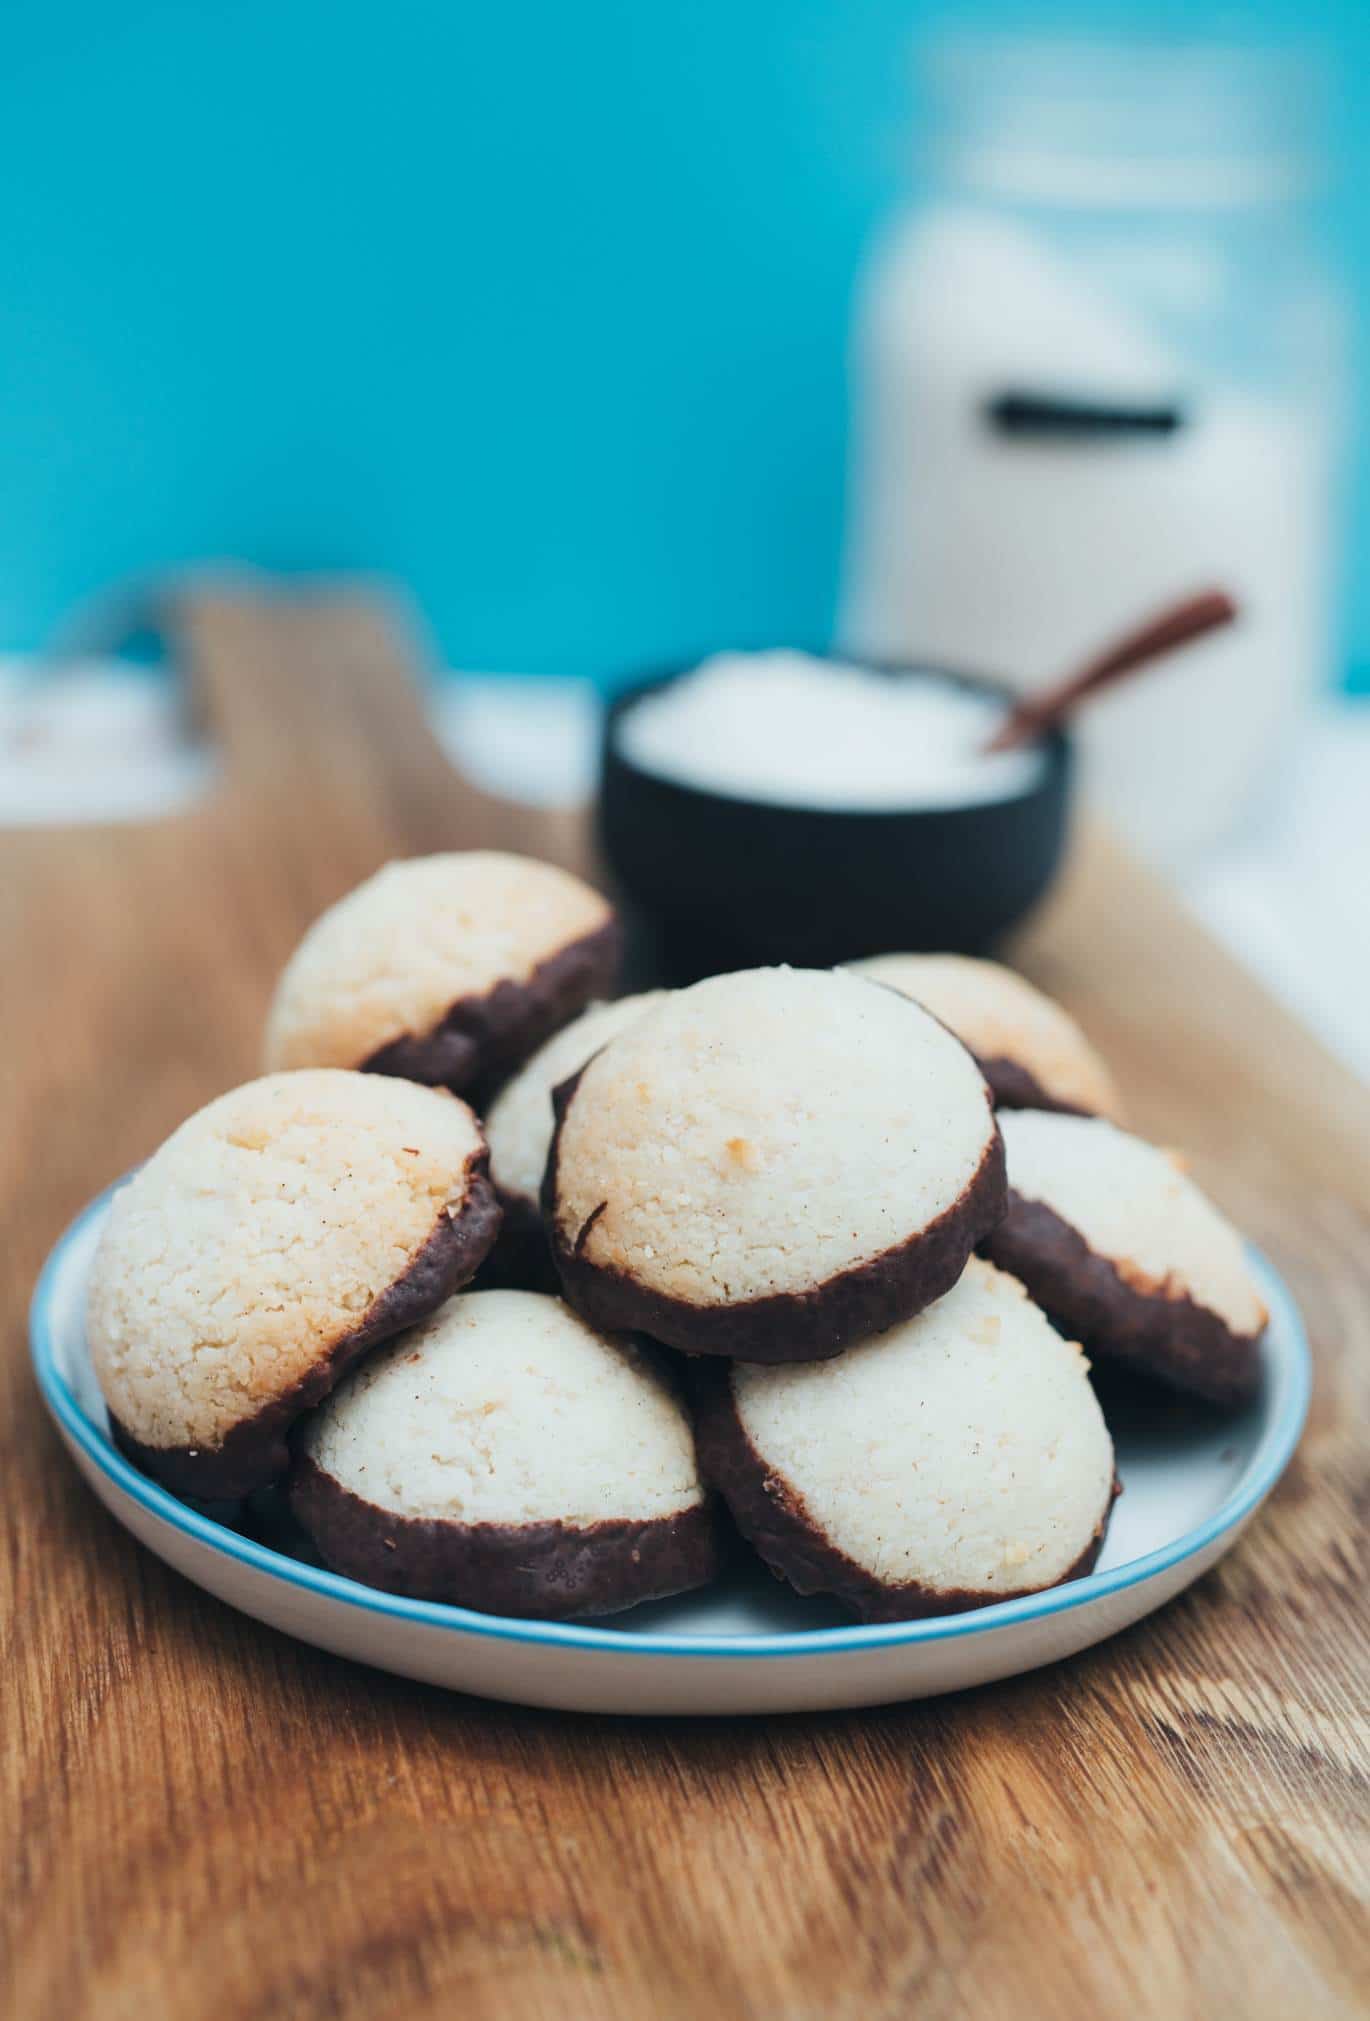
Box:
[983, 587, 1239, 755]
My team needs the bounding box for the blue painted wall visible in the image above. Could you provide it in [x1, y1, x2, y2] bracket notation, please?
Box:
[1, 2, 1365, 685]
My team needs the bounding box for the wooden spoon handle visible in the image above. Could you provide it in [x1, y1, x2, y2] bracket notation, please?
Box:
[984, 587, 1239, 754]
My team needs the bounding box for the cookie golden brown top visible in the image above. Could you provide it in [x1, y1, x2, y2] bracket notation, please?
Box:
[263, 851, 615, 1080]
[298, 1290, 706, 1528]
[997, 1110, 1266, 1338]
[850, 953, 1120, 1119]
[88, 1069, 490, 1457]
[550, 966, 997, 1312]
[717, 1258, 1114, 1607]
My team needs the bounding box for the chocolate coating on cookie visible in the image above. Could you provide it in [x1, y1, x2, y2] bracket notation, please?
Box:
[474, 1190, 561, 1294]
[546, 968, 1005, 1362]
[364, 919, 621, 1097]
[549, 1092, 1005, 1361]
[984, 1112, 1265, 1406]
[984, 1193, 1260, 1407]
[291, 1460, 717, 1618]
[290, 1291, 719, 1618]
[695, 1259, 1117, 1621]
[108, 1179, 501, 1499]
[264, 851, 620, 1096]
[850, 954, 1121, 1119]
[975, 1054, 1094, 1117]
[89, 1071, 501, 1499]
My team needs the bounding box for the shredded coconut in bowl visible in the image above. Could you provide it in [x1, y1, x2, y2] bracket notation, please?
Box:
[614, 650, 1044, 811]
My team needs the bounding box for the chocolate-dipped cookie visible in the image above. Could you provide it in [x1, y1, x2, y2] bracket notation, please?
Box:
[88, 1069, 500, 1499]
[851, 953, 1120, 1118]
[985, 1111, 1266, 1405]
[263, 851, 620, 1096]
[290, 1290, 719, 1618]
[696, 1258, 1116, 1622]
[483, 991, 667, 1287]
[546, 966, 1005, 1361]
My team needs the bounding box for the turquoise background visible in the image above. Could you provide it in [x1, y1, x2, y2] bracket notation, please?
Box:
[2, 2, 1365, 687]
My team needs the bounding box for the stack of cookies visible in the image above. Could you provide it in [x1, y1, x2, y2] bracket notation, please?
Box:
[88, 852, 1268, 1624]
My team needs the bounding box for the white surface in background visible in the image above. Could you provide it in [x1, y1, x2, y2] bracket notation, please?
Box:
[1182, 703, 1370, 1079]
[1, 665, 1365, 1080]
[0, 658, 214, 821]
[428, 674, 601, 806]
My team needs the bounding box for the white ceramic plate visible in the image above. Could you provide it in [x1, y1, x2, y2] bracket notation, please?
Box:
[32, 1185, 1310, 1716]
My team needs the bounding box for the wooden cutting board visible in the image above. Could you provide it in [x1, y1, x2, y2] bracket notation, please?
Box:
[3, 588, 1366, 2021]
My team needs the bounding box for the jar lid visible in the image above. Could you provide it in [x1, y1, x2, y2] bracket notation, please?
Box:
[921, 35, 1326, 210]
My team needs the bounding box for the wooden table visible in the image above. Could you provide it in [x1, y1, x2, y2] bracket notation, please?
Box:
[4, 590, 1367, 2021]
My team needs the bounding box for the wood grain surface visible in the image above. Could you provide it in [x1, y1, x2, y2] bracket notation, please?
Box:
[3, 588, 1367, 2021]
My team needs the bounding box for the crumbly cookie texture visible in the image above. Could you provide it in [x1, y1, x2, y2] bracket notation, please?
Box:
[299, 1291, 705, 1527]
[263, 851, 614, 1073]
[88, 1069, 488, 1452]
[726, 1259, 1113, 1599]
[485, 992, 666, 1209]
[997, 1111, 1266, 1335]
[551, 965, 995, 1307]
[851, 953, 1120, 1118]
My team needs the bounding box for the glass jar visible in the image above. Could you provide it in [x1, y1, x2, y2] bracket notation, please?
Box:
[839, 36, 1346, 862]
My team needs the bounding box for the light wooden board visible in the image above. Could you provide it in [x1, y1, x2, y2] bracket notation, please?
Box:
[3, 589, 1366, 2021]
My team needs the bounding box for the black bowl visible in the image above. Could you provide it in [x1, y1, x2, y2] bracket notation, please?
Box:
[597, 655, 1071, 984]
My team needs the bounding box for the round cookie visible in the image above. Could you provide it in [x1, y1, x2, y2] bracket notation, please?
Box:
[483, 991, 667, 1286]
[88, 1070, 501, 1499]
[696, 1258, 1116, 1622]
[546, 966, 1005, 1361]
[984, 1110, 1266, 1405]
[290, 1291, 719, 1618]
[263, 851, 620, 1095]
[850, 953, 1120, 1119]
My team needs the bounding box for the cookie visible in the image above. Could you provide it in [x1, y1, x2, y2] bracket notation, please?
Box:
[290, 1291, 718, 1618]
[696, 1259, 1116, 1621]
[984, 1111, 1266, 1405]
[263, 851, 619, 1095]
[88, 1070, 500, 1498]
[482, 991, 666, 1286]
[547, 966, 1005, 1361]
[851, 953, 1120, 1118]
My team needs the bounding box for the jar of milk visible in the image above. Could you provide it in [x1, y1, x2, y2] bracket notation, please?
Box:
[840, 37, 1345, 861]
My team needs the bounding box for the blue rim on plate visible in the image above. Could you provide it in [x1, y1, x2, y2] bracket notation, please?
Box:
[30, 1180, 1312, 1663]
